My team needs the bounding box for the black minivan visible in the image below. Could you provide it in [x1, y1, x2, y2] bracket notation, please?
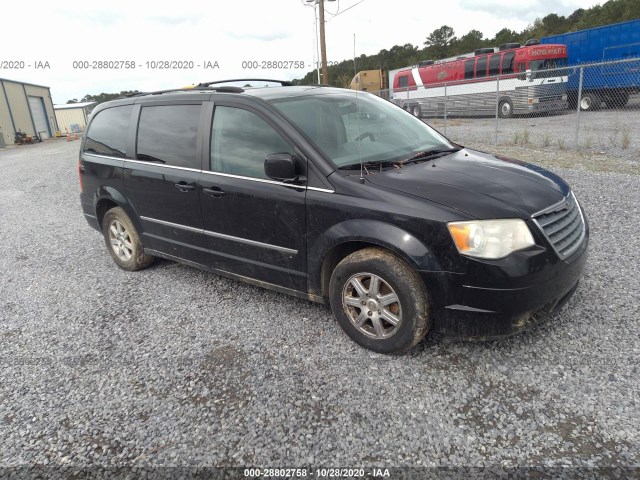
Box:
[79, 81, 588, 354]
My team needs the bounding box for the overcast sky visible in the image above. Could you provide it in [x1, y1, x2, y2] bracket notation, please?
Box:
[4, 0, 603, 103]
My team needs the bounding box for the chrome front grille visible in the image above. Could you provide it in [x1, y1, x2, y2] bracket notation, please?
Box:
[533, 193, 585, 259]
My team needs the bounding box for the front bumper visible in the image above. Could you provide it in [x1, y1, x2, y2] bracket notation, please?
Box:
[422, 229, 589, 340]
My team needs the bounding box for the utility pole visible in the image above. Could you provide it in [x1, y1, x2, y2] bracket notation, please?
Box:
[318, 0, 328, 85]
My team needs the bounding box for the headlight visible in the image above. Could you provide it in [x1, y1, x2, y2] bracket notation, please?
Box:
[447, 219, 535, 259]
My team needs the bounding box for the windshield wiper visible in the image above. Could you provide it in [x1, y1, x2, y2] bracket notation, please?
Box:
[338, 160, 398, 171]
[397, 147, 460, 166]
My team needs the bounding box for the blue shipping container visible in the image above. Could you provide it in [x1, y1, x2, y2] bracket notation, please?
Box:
[541, 19, 640, 110]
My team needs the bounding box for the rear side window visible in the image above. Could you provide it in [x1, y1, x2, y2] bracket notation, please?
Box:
[398, 75, 409, 88]
[464, 59, 475, 79]
[84, 105, 132, 158]
[502, 52, 515, 74]
[136, 104, 201, 169]
[489, 54, 501, 76]
[476, 57, 487, 78]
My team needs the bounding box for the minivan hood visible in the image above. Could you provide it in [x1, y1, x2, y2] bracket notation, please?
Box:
[363, 148, 570, 219]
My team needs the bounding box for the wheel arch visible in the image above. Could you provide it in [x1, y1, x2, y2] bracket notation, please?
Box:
[93, 187, 141, 232]
[310, 220, 442, 300]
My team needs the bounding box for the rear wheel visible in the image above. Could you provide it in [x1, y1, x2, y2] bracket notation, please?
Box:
[580, 92, 600, 111]
[102, 207, 154, 271]
[411, 105, 422, 118]
[329, 248, 430, 354]
[499, 98, 513, 118]
[607, 92, 629, 108]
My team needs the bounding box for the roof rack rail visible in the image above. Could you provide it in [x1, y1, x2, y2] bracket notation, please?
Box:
[121, 86, 244, 98]
[196, 78, 293, 87]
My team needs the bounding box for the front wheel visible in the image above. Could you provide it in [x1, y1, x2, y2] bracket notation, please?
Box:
[329, 248, 430, 354]
[102, 207, 154, 271]
[411, 105, 422, 117]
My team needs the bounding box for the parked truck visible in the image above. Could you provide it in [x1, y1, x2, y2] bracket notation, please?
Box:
[540, 19, 640, 111]
[349, 69, 388, 92]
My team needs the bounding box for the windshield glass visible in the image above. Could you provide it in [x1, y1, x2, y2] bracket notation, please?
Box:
[269, 92, 453, 168]
[529, 58, 568, 78]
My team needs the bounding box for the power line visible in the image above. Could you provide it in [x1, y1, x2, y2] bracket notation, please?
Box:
[326, 0, 367, 21]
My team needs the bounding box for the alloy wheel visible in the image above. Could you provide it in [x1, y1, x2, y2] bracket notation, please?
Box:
[342, 272, 402, 339]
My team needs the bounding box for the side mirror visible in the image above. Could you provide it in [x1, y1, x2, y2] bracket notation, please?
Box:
[264, 153, 297, 181]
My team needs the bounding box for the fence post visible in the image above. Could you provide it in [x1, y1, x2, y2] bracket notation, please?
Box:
[575, 66, 583, 149]
[444, 83, 447, 136]
[495, 75, 500, 145]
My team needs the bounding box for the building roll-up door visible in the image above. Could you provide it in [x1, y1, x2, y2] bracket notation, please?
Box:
[28, 96, 51, 139]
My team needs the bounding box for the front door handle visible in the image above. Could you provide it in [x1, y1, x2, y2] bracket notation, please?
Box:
[203, 186, 226, 197]
[175, 182, 196, 192]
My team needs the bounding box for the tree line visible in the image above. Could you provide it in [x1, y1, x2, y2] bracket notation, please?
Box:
[294, 0, 640, 88]
[66, 91, 141, 105]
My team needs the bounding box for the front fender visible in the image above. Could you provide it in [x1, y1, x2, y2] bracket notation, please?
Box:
[307, 219, 443, 296]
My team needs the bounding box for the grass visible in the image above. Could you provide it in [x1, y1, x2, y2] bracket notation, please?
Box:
[622, 129, 630, 149]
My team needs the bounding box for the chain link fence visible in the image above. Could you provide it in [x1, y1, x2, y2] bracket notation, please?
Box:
[370, 57, 640, 159]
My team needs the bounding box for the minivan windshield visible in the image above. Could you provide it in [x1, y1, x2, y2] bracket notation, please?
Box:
[269, 92, 454, 169]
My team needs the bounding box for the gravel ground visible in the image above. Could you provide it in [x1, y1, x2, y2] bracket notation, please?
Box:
[0, 139, 638, 476]
[422, 95, 640, 162]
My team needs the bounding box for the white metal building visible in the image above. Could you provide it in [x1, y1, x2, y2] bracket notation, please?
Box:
[0, 78, 58, 147]
[54, 101, 96, 133]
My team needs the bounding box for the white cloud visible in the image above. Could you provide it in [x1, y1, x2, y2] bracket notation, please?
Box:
[3, 0, 602, 103]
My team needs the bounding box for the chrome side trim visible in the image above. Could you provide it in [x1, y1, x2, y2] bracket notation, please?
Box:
[140, 216, 202, 234]
[83, 152, 126, 162]
[83, 154, 335, 193]
[201, 169, 303, 189]
[203, 229, 297, 255]
[307, 186, 335, 193]
[124, 158, 201, 173]
[140, 216, 297, 255]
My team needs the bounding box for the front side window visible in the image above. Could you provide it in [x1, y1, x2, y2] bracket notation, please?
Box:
[210, 106, 292, 179]
[84, 105, 132, 157]
[137, 104, 201, 168]
[398, 75, 409, 88]
[530, 58, 568, 78]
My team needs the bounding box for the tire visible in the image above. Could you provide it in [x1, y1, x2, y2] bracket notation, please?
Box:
[102, 207, 154, 271]
[498, 98, 513, 118]
[411, 105, 421, 118]
[608, 92, 629, 108]
[580, 92, 600, 111]
[329, 247, 430, 354]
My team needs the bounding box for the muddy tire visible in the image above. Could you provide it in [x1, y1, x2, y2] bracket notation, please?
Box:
[329, 247, 430, 354]
[102, 207, 154, 271]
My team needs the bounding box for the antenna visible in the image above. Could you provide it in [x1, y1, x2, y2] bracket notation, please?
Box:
[354, 33, 364, 184]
